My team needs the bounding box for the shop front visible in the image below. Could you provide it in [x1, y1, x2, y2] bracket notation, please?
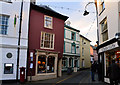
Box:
[62, 56, 79, 71]
[28, 50, 58, 81]
[98, 41, 120, 83]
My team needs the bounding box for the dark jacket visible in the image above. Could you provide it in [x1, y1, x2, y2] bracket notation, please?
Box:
[108, 63, 120, 80]
[91, 63, 96, 72]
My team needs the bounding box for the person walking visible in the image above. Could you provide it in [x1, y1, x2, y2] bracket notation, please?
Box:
[108, 60, 120, 85]
[98, 62, 102, 81]
[91, 61, 97, 81]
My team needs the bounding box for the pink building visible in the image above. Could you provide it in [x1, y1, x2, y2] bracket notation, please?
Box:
[90, 45, 98, 62]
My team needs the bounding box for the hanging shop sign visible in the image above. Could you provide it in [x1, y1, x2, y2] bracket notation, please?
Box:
[99, 42, 119, 53]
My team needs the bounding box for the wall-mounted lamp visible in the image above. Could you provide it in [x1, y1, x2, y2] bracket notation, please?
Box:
[115, 32, 120, 46]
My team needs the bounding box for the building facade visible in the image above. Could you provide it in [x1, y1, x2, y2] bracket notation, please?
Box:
[27, 4, 68, 81]
[90, 45, 98, 63]
[96, 0, 120, 83]
[0, 0, 30, 80]
[79, 35, 91, 69]
[62, 25, 80, 71]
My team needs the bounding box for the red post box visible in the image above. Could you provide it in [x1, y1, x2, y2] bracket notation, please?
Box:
[20, 67, 25, 83]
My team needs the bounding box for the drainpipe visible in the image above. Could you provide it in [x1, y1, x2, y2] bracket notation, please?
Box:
[16, 0, 23, 81]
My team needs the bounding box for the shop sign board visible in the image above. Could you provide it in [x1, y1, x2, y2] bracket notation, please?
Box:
[99, 42, 119, 53]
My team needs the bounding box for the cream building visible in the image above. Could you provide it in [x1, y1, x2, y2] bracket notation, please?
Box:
[96, 0, 120, 83]
[79, 35, 91, 69]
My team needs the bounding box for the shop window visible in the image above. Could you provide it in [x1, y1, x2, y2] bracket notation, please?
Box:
[62, 57, 67, 68]
[47, 56, 55, 73]
[4, 63, 13, 74]
[37, 55, 46, 73]
[105, 52, 120, 77]
[44, 15, 52, 29]
[41, 32, 55, 49]
[37, 55, 55, 74]
[69, 58, 72, 67]
[74, 60, 78, 67]
[0, 15, 9, 35]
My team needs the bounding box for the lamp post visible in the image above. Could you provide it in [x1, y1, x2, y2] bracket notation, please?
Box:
[83, 1, 99, 47]
[16, 0, 23, 81]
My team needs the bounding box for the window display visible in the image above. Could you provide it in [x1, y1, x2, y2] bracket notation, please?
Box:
[106, 51, 120, 77]
[37, 55, 55, 74]
[47, 56, 55, 73]
[37, 55, 46, 73]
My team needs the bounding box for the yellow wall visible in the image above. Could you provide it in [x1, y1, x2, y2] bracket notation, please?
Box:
[80, 36, 91, 68]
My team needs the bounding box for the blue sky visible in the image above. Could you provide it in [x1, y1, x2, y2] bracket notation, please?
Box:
[36, 0, 97, 45]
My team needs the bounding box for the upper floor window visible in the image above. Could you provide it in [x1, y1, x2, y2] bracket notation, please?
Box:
[71, 32, 75, 40]
[41, 32, 55, 49]
[100, 0, 105, 11]
[82, 47, 84, 56]
[71, 43, 76, 54]
[100, 18, 108, 42]
[0, 15, 9, 35]
[82, 39, 84, 45]
[44, 15, 53, 29]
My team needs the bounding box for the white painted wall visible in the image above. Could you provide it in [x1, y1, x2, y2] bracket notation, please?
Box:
[65, 42, 71, 53]
[0, 0, 30, 80]
[64, 27, 80, 55]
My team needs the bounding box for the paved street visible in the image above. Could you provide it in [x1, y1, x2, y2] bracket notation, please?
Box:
[2, 69, 108, 85]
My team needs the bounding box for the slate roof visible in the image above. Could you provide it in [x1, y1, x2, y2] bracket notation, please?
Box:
[30, 4, 69, 21]
[80, 35, 91, 42]
[64, 25, 80, 32]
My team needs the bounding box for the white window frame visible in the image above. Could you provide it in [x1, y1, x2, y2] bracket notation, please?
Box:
[100, 0, 105, 11]
[40, 32, 55, 49]
[100, 18, 108, 42]
[44, 15, 53, 29]
[0, 15, 9, 35]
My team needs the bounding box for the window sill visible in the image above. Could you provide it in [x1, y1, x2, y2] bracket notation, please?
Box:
[101, 29, 108, 34]
[99, 8, 105, 16]
[40, 47, 54, 50]
[44, 27, 53, 30]
[36, 73, 56, 76]
[1, 1, 12, 3]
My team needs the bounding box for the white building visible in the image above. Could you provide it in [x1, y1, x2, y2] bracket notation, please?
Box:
[0, 0, 30, 80]
[96, 0, 120, 83]
[62, 24, 80, 71]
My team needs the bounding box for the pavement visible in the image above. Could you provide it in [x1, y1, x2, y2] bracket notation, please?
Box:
[2, 69, 108, 85]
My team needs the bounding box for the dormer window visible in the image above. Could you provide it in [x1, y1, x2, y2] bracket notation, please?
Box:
[44, 15, 53, 29]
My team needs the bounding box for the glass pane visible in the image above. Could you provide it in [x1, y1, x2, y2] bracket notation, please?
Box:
[2, 16, 5, 21]
[47, 56, 55, 73]
[37, 55, 46, 73]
